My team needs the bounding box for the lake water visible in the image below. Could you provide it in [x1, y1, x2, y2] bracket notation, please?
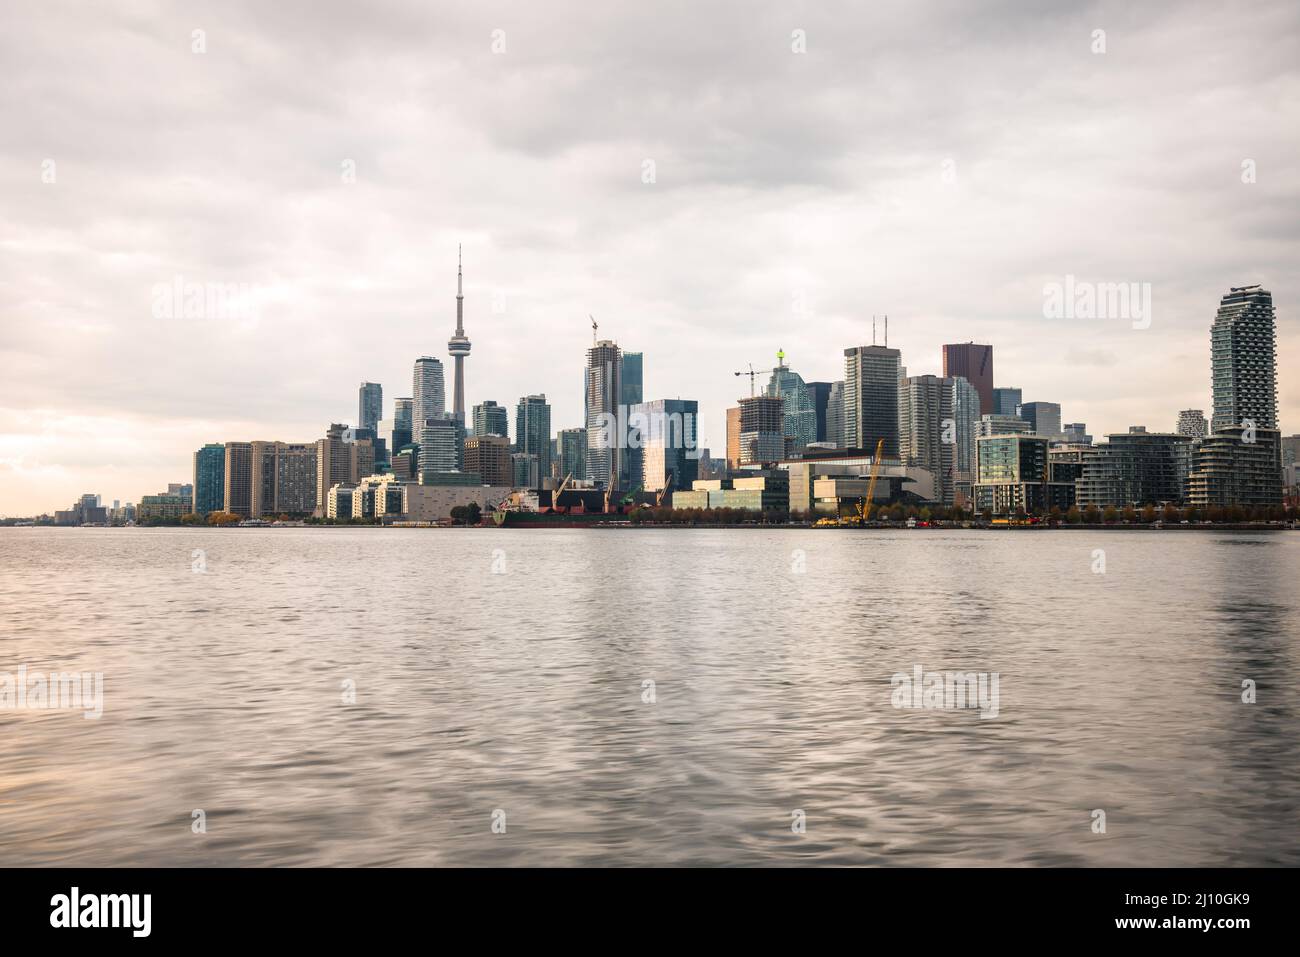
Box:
[1, 526, 1297, 866]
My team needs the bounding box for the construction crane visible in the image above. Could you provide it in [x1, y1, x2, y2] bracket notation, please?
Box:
[733, 363, 758, 397]
[853, 437, 886, 524]
[590, 314, 598, 344]
[655, 470, 675, 508]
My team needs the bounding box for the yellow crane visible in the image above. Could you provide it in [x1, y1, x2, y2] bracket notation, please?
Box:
[851, 437, 886, 525]
[547, 473, 574, 513]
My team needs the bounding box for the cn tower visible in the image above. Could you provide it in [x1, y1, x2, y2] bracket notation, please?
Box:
[447, 245, 471, 424]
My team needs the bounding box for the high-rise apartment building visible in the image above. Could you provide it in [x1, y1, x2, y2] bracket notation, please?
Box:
[515, 395, 552, 479]
[585, 340, 622, 486]
[223, 442, 254, 517]
[473, 400, 509, 438]
[464, 435, 511, 486]
[315, 424, 352, 513]
[413, 357, 445, 424]
[1075, 428, 1193, 507]
[558, 427, 588, 481]
[843, 345, 901, 455]
[951, 377, 981, 501]
[418, 415, 462, 478]
[358, 382, 382, 433]
[193, 444, 226, 516]
[899, 374, 957, 505]
[249, 441, 317, 517]
[942, 342, 994, 414]
[1211, 285, 1277, 432]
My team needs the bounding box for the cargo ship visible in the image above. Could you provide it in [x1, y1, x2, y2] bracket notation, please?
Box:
[490, 475, 651, 528]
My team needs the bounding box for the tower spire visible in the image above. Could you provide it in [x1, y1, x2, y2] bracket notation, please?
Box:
[448, 243, 471, 423]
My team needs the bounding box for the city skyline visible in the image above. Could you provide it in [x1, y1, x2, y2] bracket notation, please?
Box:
[3, 1, 1299, 514]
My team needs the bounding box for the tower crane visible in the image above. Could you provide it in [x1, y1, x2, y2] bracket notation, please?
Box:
[733, 364, 758, 397]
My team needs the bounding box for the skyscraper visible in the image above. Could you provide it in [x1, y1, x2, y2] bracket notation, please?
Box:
[620, 352, 643, 409]
[825, 381, 845, 448]
[942, 342, 994, 415]
[1018, 401, 1062, 438]
[558, 427, 588, 481]
[843, 345, 901, 455]
[192, 444, 225, 516]
[951, 377, 981, 499]
[585, 340, 622, 486]
[223, 441, 254, 517]
[992, 387, 1022, 417]
[358, 382, 382, 433]
[629, 398, 699, 492]
[394, 397, 414, 432]
[448, 246, 471, 425]
[515, 395, 552, 478]
[464, 435, 511, 486]
[726, 406, 742, 469]
[418, 415, 462, 478]
[765, 350, 817, 450]
[473, 400, 509, 439]
[899, 374, 957, 504]
[807, 381, 834, 443]
[737, 395, 785, 465]
[413, 357, 445, 424]
[1211, 285, 1276, 432]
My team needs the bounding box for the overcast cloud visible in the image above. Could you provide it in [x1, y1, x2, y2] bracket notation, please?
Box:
[1, 0, 1297, 513]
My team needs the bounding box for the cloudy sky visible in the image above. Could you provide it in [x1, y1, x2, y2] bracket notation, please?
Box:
[2, 0, 1297, 514]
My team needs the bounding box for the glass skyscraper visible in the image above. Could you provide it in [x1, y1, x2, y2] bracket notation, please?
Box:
[765, 352, 817, 451]
[358, 382, 382, 433]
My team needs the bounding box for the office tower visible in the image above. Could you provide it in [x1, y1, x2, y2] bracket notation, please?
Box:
[585, 340, 623, 486]
[1075, 428, 1193, 507]
[629, 399, 699, 492]
[942, 342, 994, 414]
[464, 435, 511, 486]
[192, 444, 226, 516]
[825, 381, 845, 448]
[843, 344, 901, 455]
[223, 442, 254, 517]
[448, 246, 471, 424]
[992, 387, 1023, 417]
[621, 352, 643, 409]
[1211, 285, 1277, 432]
[473, 400, 509, 439]
[899, 375, 957, 505]
[726, 406, 742, 469]
[737, 395, 785, 465]
[1176, 409, 1208, 439]
[1062, 423, 1092, 445]
[315, 424, 351, 513]
[394, 397, 414, 431]
[515, 395, 552, 478]
[765, 351, 817, 450]
[951, 377, 981, 499]
[413, 356, 445, 424]
[1017, 401, 1062, 438]
[806, 381, 834, 443]
[418, 415, 462, 478]
[558, 427, 588, 481]
[358, 382, 382, 433]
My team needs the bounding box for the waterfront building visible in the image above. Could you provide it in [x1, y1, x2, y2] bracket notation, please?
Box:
[977, 414, 1031, 437]
[413, 356, 446, 424]
[358, 382, 382, 433]
[1186, 426, 1282, 508]
[973, 434, 1073, 514]
[192, 444, 225, 516]
[136, 489, 191, 523]
[399, 484, 512, 523]
[942, 342, 994, 414]
[448, 246, 471, 424]
[223, 442, 254, 517]
[464, 435, 512, 487]
[778, 448, 934, 513]
[843, 344, 901, 456]
[326, 483, 356, 520]
[1074, 428, 1193, 507]
[315, 424, 351, 513]
[671, 472, 789, 513]
[515, 395, 552, 478]
[1211, 285, 1277, 433]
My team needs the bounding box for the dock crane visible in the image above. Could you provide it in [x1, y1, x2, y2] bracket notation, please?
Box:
[852, 437, 886, 525]
[655, 470, 676, 508]
[733, 363, 758, 397]
[546, 473, 574, 514]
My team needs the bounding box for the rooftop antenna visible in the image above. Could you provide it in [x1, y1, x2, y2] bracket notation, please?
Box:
[776, 348, 786, 369]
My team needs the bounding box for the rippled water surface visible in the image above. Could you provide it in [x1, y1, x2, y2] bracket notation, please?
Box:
[1, 526, 1298, 866]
